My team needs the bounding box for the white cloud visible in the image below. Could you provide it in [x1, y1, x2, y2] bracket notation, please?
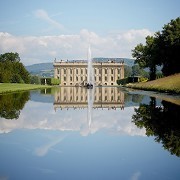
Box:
[0, 176, 9, 180]
[33, 9, 65, 32]
[0, 29, 153, 65]
[0, 101, 146, 137]
[34, 136, 64, 156]
[130, 171, 141, 180]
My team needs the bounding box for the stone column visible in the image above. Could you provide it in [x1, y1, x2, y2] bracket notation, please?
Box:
[121, 65, 124, 79]
[108, 67, 111, 85]
[66, 68, 68, 85]
[61, 68, 64, 85]
[115, 68, 117, 84]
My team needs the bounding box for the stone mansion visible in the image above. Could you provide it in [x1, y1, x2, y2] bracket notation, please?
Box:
[53, 59, 124, 86]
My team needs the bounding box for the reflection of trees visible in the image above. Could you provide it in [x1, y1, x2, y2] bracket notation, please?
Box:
[124, 93, 144, 104]
[132, 94, 144, 103]
[40, 88, 52, 94]
[132, 97, 180, 157]
[0, 92, 29, 119]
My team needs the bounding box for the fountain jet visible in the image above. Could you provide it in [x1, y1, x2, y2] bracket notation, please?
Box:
[86, 45, 94, 89]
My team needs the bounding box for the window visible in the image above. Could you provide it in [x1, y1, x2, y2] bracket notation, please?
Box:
[64, 76, 66, 81]
[76, 69, 78, 74]
[81, 69, 83, 74]
[70, 76, 72, 81]
[76, 76, 78, 81]
[105, 69, 107, 74]
[64, 69, 66, 74]
[111, 76, 113, 81]
[111, 69, 113, 74]
[70, 69, 72, 74]
[105, 76, 107, 81]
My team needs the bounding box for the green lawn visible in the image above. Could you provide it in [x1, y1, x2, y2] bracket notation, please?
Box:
[125, 73, 180, 94]
[0, 83, 48, 94]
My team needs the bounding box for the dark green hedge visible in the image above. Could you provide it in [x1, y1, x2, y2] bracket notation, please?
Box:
[41, 78, 60, 85]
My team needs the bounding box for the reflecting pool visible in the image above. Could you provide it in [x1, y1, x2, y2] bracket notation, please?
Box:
[0, 87, 180, 180]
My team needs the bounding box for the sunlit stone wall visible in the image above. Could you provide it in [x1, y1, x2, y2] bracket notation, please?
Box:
[53, 60, 124, 86]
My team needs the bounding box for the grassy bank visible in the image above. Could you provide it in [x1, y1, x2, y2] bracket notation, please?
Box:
[125, 73, 180, 94]
[0, 83, 48, 94]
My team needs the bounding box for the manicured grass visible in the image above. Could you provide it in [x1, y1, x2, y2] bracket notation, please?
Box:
[125, 73, 180, 94]
[0, 83, 48, 94]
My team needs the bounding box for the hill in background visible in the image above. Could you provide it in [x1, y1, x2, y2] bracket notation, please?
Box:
[25, 58, 135, 77]
[26, 63, 54, 77]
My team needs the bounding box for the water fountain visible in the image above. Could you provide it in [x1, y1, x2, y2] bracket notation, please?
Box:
[86, 45, 94, 89]
[86, 44, 94, 129]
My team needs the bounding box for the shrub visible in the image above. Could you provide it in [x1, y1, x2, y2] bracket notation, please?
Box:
[41, 78, 60, 85]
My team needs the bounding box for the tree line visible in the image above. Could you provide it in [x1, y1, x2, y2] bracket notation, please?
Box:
[132, 98, 180, 157]
[0, 52, 30, 83]
[0, 91, 30, 119]
[132, 17, 180, 80]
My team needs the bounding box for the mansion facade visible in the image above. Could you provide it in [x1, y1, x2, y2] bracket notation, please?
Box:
[54, 86, 124, 110]
[53, 59, 124, 86]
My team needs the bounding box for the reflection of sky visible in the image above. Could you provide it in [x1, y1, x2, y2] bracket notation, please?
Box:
[0, 99, 145, 136]
[0, 129, 180, 180]
[0, 90, 180, 180]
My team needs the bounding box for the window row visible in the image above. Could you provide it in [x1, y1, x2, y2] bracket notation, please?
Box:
[59, 95, 122, 102]
[57, 68, 121, 75]
[64, 76, 115, 81]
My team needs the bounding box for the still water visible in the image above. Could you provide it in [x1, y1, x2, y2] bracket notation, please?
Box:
[0, 87, 180, 180]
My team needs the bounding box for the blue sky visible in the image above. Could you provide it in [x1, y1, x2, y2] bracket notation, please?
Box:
[0, 0, 179, 65]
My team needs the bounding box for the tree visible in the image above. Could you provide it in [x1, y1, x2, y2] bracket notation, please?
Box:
[132, 17, 180, 79]
[124, 65, 132, 77]
[132, 64, 149, 77]
[132, 36, 160, 80]
[0, 52, 30, 83]
[0, 92, 30, 119]
[0, 52, 20, 62]
[30, 75, 41, 84]
[156, 17, 180, 76]
[13, 61, 30, 83]
[132, 98, 180, 157]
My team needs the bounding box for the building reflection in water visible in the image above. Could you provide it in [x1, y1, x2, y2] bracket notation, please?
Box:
[54, 87, 124, 131]
[53, 87, 124, 111]
[87, 88, 94, 128]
